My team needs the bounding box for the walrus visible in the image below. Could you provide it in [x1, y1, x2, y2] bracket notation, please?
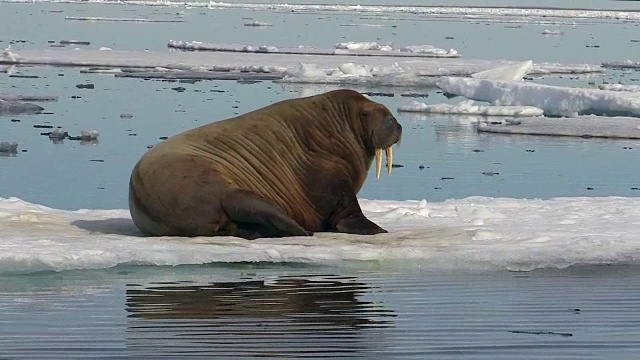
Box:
[129, 89, 402, 239]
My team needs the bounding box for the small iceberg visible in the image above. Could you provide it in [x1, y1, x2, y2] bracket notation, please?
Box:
[68, 130, 100, 141]
[0, 141, 18, 154]
[0, 99, 44, 115]
[436, 77, 640, 117]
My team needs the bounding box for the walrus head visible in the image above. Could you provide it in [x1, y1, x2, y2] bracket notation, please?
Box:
[353, 94, 403, 179]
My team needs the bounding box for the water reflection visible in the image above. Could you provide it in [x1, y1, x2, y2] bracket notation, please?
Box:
[125, 276, 395, 357]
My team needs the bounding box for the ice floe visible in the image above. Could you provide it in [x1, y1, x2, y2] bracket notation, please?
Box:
[471, 60, 533, 81]
[436, 77, 640, 117]
[477, 116, 640, 139]
[0, 49, 603, 80]
[0, 99, 44, 115]
[1, 196, 639, 274]
[398, 100, 543, 117]
[168, 41, 460, 58]
[599, 84, 640, 92]
[65, 16, 186, 23]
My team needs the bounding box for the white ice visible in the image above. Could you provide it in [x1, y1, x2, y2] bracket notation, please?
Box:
[1, 196, 639, 274]
[398, 100, 543, 117]
[599, 84, 640, 92]
[65, 16, 185, 23]
[336, 42, 393, 51]
[168, 41, 281, 53]
[436, 77, 640, 117]
[168, 40, 459, 58]
[471, 60, 533, 81]
[541, 29, 564, 35]
[79, 130, 99, 140]
[0, 49, 601, 87]
[477, 115, 640, 139]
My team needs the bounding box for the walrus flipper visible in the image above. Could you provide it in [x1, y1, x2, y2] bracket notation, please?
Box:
[222, 189, 312, 239]
[332, 197, 388, 235]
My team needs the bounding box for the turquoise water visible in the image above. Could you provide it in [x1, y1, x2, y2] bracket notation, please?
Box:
[3, 68, 640, 211]
[1, 1, 640, 358]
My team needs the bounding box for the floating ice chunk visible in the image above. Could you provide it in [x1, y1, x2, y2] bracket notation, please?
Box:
[2, 46, 18, 62]
[48, 128, 68, 140]
[0, 94, 57, 101]
[477, 115, 640, 139]
[436, 77, 640, 117]
[599, 84, 640, 92]
[80, 67, 122, 74]
[280, 65, 439, 88]
[168, 41, 280, 53]
[80, 130, 99, 140]
[471, 60, 533, 81]
[530, 63, 603, 75]
[339, 23, 385, 27]
[99, 47, 112, 51]
[242, 45, 279, 53]
[65, 16, 186, 23]
[335, 42, 393, 51]
[244, 21, 272, 27]
[0, 142, 18, 154]
[0, 99, 44, 115]
[398, 100, 543, 117]
[541, 29, 563, 35]
[399, 45, 458, 57]
[602, 60, 640, 69]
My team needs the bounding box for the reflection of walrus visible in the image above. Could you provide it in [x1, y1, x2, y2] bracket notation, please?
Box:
[129, 89, 402, 239]
[126, 277, 394, 327]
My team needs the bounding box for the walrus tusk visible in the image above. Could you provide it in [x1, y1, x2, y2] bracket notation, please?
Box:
[375, 147, 394, 179]
[386, 146, 393, 175]
[375, 148, 382, 179]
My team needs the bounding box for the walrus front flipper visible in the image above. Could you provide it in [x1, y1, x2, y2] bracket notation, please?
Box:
[222, 189, 311, 239]
[332, 197, 388, 235]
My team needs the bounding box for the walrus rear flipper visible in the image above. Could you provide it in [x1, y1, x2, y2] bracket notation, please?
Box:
[221, 189, 312, 239]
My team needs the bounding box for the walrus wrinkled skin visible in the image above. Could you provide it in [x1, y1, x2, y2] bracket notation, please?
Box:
[129, 89, 402, 239]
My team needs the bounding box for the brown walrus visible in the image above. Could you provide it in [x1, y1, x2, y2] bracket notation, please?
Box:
[129, 89, 402, 239]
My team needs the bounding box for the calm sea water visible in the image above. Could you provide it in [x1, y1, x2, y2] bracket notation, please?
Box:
[1, 1, 640, 358]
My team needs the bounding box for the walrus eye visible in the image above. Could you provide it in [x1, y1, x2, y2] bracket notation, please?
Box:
[360, 110, 369, 120]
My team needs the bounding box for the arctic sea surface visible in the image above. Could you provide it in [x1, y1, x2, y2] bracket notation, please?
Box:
[1, 0, 640, 358]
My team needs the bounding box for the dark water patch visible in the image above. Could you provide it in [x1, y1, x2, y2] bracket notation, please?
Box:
[1, 267, 639, 359]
